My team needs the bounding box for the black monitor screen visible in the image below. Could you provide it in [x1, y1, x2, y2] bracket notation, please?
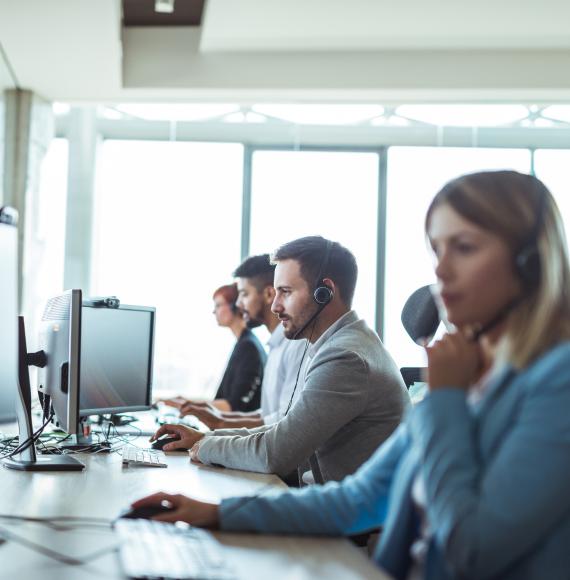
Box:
[0, 215, 18, 423]
[79, 305, 154, 415]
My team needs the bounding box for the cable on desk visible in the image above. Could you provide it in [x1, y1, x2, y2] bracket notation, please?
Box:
[0, 524, 118, 566]
[0, 514, 113, 531]
[0, 410, 54, 460]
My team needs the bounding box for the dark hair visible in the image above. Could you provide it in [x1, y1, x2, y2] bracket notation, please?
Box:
[232, 254, 275, 292]
[212, 283, 239, 307]
[271, 236, 358, 307]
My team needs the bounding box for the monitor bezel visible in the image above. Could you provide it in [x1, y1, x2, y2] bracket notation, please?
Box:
[78, 302, 155, 417]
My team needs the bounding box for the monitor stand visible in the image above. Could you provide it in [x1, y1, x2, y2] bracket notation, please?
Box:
[2, 317, 85, 472]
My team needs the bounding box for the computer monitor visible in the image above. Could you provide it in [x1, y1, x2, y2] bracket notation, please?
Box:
[0, 207, 19, 423]
[79, 302, 155, 416]
[37, 289, 83, 436]
[1, 207, 83, 471]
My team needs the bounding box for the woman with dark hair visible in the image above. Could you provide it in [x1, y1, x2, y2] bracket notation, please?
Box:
[135, 171, 570, 580]
[166, 283, 266, 413]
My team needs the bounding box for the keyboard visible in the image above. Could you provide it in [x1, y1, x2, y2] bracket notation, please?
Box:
[115, 518, 234, 579]
[121, 446, 167, 468]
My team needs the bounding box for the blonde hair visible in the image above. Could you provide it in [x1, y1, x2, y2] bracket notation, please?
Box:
[425, 170, 570, 369]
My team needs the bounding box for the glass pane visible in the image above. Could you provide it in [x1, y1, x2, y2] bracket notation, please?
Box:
[23, 138, 69, 345]
[533, 150, 570, 251]
[385, 147, 532, 368]
[541, 106, 570, 125]
[92, 141, 243, 397]
[107, 104, 240, 121]
[252, 105, 384, 125]
[249, 150, 379, 329]
[396, 105, 528, 127]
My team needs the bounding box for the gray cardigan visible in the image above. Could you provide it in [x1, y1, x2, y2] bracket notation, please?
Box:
[197, 311, 410, 482]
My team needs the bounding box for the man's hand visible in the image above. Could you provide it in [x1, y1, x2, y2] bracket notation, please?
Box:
[180, 404, 224, 430]
[189, 440, 205, 464]
[160, 397, 211, 410]
[149, 424, 204, 451]
[130, 492, 219, 528]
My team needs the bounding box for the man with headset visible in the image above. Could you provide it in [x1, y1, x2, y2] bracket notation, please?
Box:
[152, 236, 410, 484]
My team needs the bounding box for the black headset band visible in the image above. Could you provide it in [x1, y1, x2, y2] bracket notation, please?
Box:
[519, 180, 547, 251]
[314, 239, 333, 288]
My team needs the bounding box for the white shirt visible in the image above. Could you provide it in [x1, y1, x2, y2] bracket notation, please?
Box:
[260, 324, 308, 425]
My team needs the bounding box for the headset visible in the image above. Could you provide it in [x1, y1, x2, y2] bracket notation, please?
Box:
[514, 180, 546, 288]
[472, 181, 547, 341]
[313, 239, 334, 305]
[292, 239, 335, 340]
[284, 239, 336, 421]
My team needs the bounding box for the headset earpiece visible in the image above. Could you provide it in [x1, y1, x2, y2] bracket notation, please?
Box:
[515, 245, 541, 286]
[314, 285, 333, 305]
[514, 182, 546, 288]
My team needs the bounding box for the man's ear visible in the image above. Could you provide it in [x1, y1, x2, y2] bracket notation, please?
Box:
[263, 285, 276, 305]
[322, 278, 337, 300]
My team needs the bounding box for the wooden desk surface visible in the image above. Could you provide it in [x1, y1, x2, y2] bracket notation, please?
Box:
[0, 441, 390, 579]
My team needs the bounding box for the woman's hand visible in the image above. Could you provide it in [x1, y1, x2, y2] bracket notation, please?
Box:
[130, 492, 219, 527]
[149, 424, 204, 451]
[425, 331, 482, 391]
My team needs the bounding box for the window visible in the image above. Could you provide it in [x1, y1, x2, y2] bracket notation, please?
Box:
[533, 150, 570, 251]
[384, 147, 532, 368]
[24, 138, 69, 351]
[91, 140, 243, 397]
[249, 150, 379, 329]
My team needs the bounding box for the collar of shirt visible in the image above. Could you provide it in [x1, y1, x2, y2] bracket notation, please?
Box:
[267, 322, 286, 350]
[307, 310, 358, 359]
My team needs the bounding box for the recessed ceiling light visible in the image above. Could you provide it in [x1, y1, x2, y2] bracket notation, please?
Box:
[155, 0, 175, 14]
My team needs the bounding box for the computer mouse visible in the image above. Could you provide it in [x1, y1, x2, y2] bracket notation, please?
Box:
[119, 504, 175, 520]
[150, 435, 181, 451]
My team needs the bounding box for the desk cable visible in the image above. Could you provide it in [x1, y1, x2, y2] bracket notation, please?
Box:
[0, 515, 116, 567]
[0, 410, 54, 460]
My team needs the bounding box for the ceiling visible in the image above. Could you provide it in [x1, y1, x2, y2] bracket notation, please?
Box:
[1, 0, 570, 103]
[123, 0, 205, 27]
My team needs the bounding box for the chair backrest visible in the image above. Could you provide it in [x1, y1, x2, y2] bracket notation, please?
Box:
[400, 285, 439, 344]
[400, 367, 425, 389]
[399, 285, 439, 389]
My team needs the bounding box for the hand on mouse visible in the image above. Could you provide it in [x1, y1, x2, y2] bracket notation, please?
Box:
[149, 424, 204, 451]
[130, 492, 219, 528]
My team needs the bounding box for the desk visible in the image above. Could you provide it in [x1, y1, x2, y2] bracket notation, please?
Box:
[0, 440, 390, 579]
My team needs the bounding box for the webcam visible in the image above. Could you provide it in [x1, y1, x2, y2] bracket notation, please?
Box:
[88, 296, 120, 308]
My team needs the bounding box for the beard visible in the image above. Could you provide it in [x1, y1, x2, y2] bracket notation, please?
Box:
[280, 305, 321, 340]
[244, 305, 264, 329]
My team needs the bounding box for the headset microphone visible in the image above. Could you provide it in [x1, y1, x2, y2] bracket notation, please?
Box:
[470, 297, 521, 342]
[292, 301, 328, 340]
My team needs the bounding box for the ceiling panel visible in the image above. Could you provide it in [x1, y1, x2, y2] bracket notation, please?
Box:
[123, 0, 205, 27]
[201, 0, 570, 51]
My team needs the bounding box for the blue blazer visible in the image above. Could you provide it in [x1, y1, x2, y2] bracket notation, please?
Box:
[220, 341, 570, 580]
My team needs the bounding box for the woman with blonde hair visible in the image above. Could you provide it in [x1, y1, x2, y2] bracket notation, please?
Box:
[133, 171, 570, 580]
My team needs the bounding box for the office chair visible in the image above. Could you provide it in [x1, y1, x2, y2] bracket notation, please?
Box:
[399, 285, 439, 389]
